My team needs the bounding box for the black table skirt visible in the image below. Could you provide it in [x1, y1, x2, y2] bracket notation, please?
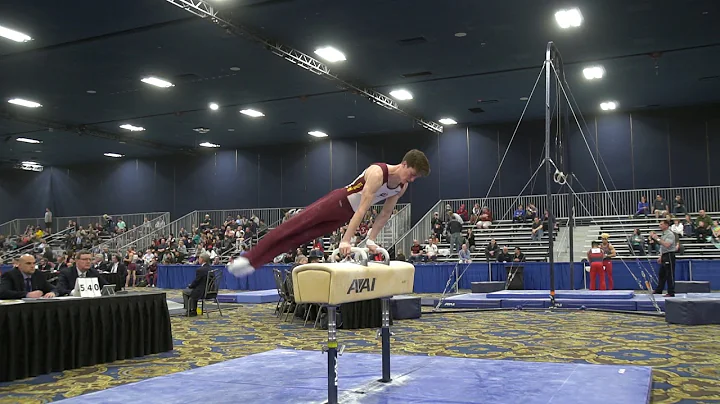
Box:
[0, 292, 173, 382]
[340, 299, 394, 329]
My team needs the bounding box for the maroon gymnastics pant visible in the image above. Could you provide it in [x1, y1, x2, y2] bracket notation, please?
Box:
[244, 188, 356, 268]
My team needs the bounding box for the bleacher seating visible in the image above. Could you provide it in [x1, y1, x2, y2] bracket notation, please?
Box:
[435, 219, 557, 263]
[585, 214, 720, 260]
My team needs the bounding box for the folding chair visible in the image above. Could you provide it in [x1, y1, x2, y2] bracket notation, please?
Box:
[200, 268, 224, 318]
[273, 268, 289, 318]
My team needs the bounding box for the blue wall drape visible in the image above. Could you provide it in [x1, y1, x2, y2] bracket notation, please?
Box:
[1, 107, 718, 224]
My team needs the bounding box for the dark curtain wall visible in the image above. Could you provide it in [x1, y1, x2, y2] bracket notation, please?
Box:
[1, 106, 718, 224]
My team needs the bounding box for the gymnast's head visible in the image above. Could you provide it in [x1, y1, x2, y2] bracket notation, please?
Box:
[399, 149, 430, 184]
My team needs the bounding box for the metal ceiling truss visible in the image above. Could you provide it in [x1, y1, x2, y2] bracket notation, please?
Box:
[164, 0, 443, 134]
[0, 109, 194, 154]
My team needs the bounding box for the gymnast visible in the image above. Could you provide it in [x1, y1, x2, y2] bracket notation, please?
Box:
[227, 149, 431, 277]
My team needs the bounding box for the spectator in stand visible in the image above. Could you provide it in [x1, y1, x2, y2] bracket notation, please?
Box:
[116, 217, 126, 233]
[710, 221, 720, 247]
[431, 212, 443, 238]
[497, 246, 512, 262]
[696, 221, 712, 243]
[672, 195, 686, 215]
[670, 219, 684, 236]
[683, 214, 695, 237]
[459, 244, 471, 263]
[531, 217, 544, 242]
[512, 205, 526, 223]
[646, 232, 659, 254]
[652, 195, 669, 218]
[464, 228, 475, 251]
[395, 250, 406, 262]
[526, 203, 538, 221]
[635, 196, 650, 217]
[409, 239, 425, 263]
[485, 239, 499, 262]
[456, 204, 469, 222]
[470, 203, 482, 224]
[447, 210, 464, 254]
[44, 208, 53, 234]
[146, 258, 158, 287]
[513, 247, 526, 262]
[476, 207, 493, 229]
[696, 210, 712, 229]
[425, 237, 439, 262]
[200, 214, 212, 231]
[628, 229, 645, 256]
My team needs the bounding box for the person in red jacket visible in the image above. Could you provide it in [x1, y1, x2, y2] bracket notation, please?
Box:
[601, 233, 617, 290]
[588, 241, 606, 290]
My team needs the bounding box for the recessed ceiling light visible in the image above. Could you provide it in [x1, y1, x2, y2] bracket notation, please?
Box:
[141, 76, 174, 88]
[230, 66, 241, 71]
[22, 161, 41, 166]
[119, 141, 126, 144]
[454, 32, 467, 37]
[555, 8, 583, 29]
[193, 127, 210, 134]
[389, 89, 413, 100]
[308, 131, 328, 138]
[199, 142, 220, 148]
[314, 46, 346, 63]
[8, 98, 42, 108]
[104, 153, 124, 158]
[228, 128, 235, 132]
[240, 109, 265, 117]
[16, 137, 42, 144]
[520, 97, 529, 101]
[209, 102, 219, 110]
[86, 90, 97, 94]
[34, 150, 42, 153]
[0, 25, 32, 42]
[600, 101, 618, 111]
[439, 118, 457, 125]
[347, 115, 355, 119]
[582, 65, 605, 80]
[119, 124, 145, 132]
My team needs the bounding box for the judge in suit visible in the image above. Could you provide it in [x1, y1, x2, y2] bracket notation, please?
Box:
[183, 252, 212, 317]
[57, 250, 108, 296]
[0, 254, 57, 299]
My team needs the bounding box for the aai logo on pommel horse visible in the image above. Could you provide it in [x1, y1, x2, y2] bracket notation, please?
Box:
[347, 277, 377, 294]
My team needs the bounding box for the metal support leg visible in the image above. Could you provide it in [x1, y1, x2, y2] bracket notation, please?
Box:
[326, 306, 339, 404]
[380, 298, 391, 383]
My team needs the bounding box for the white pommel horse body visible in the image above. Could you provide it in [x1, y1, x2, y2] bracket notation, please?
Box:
[292, 247, 415, 404]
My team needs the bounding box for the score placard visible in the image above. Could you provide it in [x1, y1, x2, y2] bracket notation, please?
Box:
[74, 277, 102, 297]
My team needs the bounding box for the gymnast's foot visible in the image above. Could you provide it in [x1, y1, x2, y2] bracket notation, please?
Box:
[227, 257, 256, 278]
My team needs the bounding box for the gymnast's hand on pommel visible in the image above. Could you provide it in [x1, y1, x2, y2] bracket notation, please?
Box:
[339, 241, 352, 256]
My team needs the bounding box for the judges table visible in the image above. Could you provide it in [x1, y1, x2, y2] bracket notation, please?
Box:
[0, 292, 173, 382]
[155, 260, 718, 293]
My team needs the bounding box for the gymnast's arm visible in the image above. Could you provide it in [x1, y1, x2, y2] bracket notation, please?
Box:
[367, 188, 406, 243]
[341, 166, 384, 248]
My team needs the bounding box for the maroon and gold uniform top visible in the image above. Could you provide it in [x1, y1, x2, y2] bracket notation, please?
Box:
[345, 163, 403, 212]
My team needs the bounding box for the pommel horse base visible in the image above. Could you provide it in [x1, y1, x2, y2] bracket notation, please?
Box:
[292, 247, 414, 404]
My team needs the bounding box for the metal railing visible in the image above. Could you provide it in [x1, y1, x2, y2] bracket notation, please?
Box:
[444, 185, 720, 220]
[99, 213, 171, 251]
[197, 208, 298, 232]
[357, 204, 411, 249]
[119, 210, 199, 252]
[392, 200, 442, 257]
[3, 212, 169, 236]
[0, 226, 74, 262]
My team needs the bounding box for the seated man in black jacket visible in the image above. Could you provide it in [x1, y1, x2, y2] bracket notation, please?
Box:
[0, 254, 57, 299]
[56, 250, 108, 296]
[183, 252, 212, 316]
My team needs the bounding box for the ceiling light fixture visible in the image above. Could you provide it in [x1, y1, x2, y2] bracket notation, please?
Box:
[22, 161, 41, 166]
[454, 32, 467, 37]
[229, 66, 241, 71]
[86, 90, 97, 94]
[141, 76, 174, 88]
[314, 46, 346, 63]
[520, 97, 529, 101]
[439, 118, 457, 125]
[308, 131, 328, 138]
[600, 101, 618, 111]
[0, 25, 32, 42]
[119, 124, 145, 132]
[240, 109, 265, 117]
[555, 8, 583, 29]
[389, 89, 413, 100]
[16, 137, 42, 144]
[8, 98, 42, 108]
[583, 65, 605, 80]
[104, 153, 124, 158]
[199, 142, 220, 148]
[209, 102, 219, 110]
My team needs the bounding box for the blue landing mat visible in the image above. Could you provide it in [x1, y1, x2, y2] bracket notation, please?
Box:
[217, 289, 279, 303]
[487, 289, 635, 299]
[55, 349, 652, 404]
[433, 292, 670, 311]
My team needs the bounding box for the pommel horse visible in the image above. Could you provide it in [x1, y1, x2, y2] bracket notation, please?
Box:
[292, 247, 415, 404]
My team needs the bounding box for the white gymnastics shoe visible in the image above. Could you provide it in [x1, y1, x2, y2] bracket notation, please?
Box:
[227, 257, 256, 278]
